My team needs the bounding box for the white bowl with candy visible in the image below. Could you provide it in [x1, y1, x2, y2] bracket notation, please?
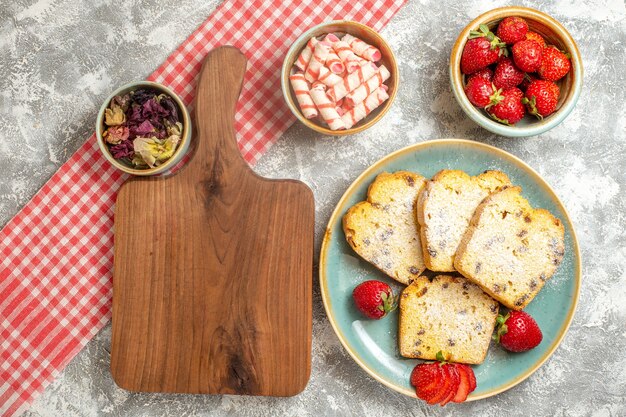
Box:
[282, 21, 398, 135]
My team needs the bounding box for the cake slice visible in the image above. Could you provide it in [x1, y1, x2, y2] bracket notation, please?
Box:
[343, 171, 427, 285]
[417, 169, 511, 272]
[454, 185, 565, 310]
[398, 275, 499, 364]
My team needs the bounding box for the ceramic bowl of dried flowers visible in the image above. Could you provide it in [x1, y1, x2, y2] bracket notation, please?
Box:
[96, 81, 191, 175]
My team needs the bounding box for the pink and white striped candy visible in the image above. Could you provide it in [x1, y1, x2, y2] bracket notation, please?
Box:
[289, 72, 318, 119]
[317, 66, 343, 87]
[295, 37, 318, 71]
[345, 64, 391, 106]
[341, 87, 389, 129]
[342, 34, 382, 62]
[304, 42, 330, 82]
[310, 85, 346, 131]
[327, 62, 378, 102]
[332, 41, 362, 73]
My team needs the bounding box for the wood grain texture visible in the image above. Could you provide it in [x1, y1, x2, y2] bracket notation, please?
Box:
[111, 46, 314, 396]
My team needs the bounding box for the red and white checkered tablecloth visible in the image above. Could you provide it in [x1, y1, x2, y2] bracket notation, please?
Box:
[0, 1, 406, 415]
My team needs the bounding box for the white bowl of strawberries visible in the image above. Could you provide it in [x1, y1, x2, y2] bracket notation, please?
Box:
[450, 6, 583, 137]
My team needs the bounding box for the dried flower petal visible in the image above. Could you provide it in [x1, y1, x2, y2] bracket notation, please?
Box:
[104, 125, 129, 144]
[133, 135, 180, 168]
[110, 139, 134, 159]
[104, 104, 126, 126]
[166, 121, 183, 136]
[112, 94, 131, 112]
[131, 88, 157, 105]
[159, 95, 180, 124]
[131, 120, 156, 137]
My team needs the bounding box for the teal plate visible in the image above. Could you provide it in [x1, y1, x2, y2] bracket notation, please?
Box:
[320, 139, 581, 400]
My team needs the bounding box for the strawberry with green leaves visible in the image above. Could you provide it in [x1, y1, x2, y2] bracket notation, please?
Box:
[494, 310, 543, 352]
[461, 24, 507, 74]
[488, 87, 526, 125]
[523, 79, 560, 118]
[352, 280, 397, 319]
[538, 46, 571, 81]
[464, 77, 502, 108]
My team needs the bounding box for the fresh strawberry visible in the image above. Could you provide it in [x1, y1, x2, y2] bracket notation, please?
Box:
[411, 363, 444, 402]
[467, 67, 494, 83]
[496, 16, 528, 44]
[494, 310, 543, 352]
[538, 46, 571, 81]
[519, 73, 538, 92]
[523, 79, 560, 118]
[437, 365, 461, 406]
[451, 364, 475, 403]
[512, 39, 543, 72]
[487, 87, 525, 125]
[427, 364, 459, 405]
[461, 24, 507, 74]
[525, 31, 546, 47]
[493, 57, 525, 89]
[464, 77, 502, 108]
[352, 280, 397, 319]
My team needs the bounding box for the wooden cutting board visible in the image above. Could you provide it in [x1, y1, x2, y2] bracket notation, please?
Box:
[110, 46, 314, 396]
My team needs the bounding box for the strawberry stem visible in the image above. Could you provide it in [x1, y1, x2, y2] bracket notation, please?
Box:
[493, 313, 510, 344]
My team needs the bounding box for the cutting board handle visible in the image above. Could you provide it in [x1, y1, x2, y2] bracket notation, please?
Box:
[185, 46, 249, 177]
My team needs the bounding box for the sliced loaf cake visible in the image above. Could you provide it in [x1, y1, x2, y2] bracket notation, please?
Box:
[343, 171, 427, 285]
[454, 185, 565, 310]
[398, 275, 499, 364]
[417, 169, 511, 272]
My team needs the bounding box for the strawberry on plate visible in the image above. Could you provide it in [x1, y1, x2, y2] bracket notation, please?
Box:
[410, 351, 477, 406]
[494, 310, 543, 352]
[352, 280, 397, 319]
[493, 57, 525, 90]
[496, 16, 529, 44]
[523, 79, 560, 119]
[461, 24, 507, 74]
[487, 87, 525, 125]
[512, 39, 543, 72]
[538, 46, 571, 81]
[464, 77, 502, 108]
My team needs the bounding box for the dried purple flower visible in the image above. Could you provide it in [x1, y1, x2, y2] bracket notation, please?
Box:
[159, 95, 180, 124]
[109, 139, 134, 159]
[131, 88, 157, 105]
[131, 120, 156, 137]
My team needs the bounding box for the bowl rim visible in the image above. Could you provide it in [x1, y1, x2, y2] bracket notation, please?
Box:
[281, 20, 399, 136]
[95, 81, 191, 176]
[319, 138, 582, 400]
[449, 6, 583, 137]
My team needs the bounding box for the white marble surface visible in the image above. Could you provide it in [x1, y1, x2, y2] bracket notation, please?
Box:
[1, 0, 625, 416]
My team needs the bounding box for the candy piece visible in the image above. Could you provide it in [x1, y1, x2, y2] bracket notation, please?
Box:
[311, 80, 326, 90]
[345, 64, 391, 106]
[310, 85, 346, 131]
[289, 73, 318, 119]
[305, 42, 330, 82]
[327, 62, 378, 102]
[295, 37, 318, 71]
[325, 50, 345, 74]
[341, 87, 389, 129]
[318, 66, 343, 87]
[324, 33, 340, 43]
[342, 34, 382, 62]
[332, 40, 363, 73]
